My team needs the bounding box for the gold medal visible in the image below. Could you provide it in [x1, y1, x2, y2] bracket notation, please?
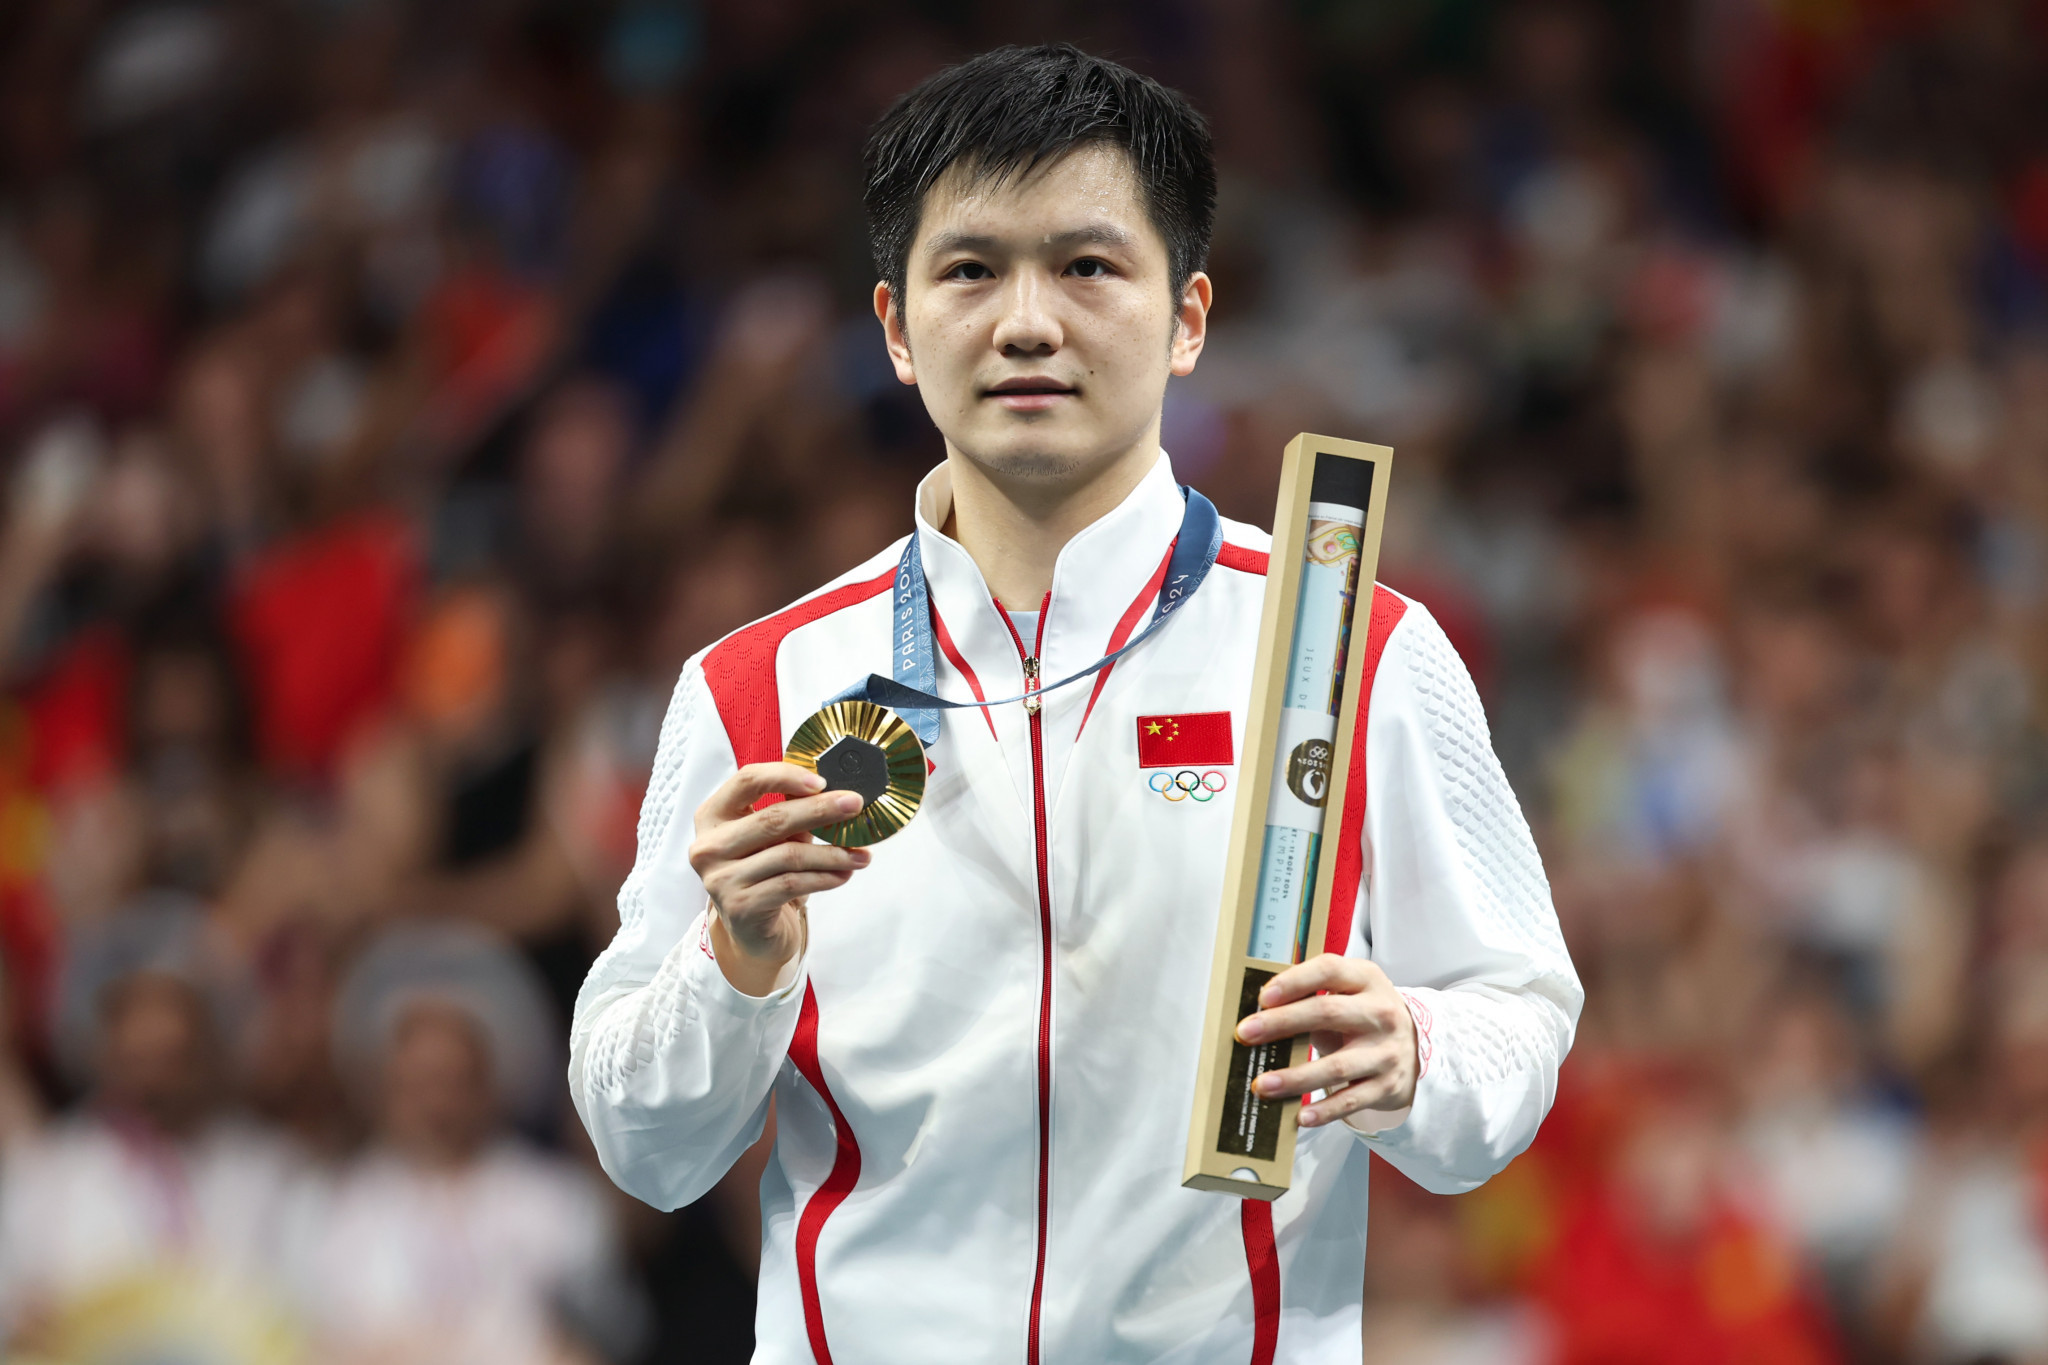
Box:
[783, 699, 926, 846]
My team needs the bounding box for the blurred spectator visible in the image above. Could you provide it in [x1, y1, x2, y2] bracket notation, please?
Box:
[0, 906, 305, 1359]
[516, 376, 635, 607]
[295, 923, 637, 1365]
[1878, 951, 2048, 1364]
[1363, 1160, 1551, 1365]
[227, 507, 416, 784]
[1737, 982, 1917, 1343]
[1530, 1070, 1843, 1365]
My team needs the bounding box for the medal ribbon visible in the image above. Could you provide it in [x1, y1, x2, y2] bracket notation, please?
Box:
[830, 487, 1223, 745]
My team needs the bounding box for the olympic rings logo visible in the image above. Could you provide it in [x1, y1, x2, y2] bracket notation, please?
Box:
[1147, 769, 1230, 803]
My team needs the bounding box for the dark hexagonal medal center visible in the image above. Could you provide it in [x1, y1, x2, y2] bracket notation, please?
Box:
[816, 736, 890, 805]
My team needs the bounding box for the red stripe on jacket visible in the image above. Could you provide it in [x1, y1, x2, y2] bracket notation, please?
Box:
[1079, 538, 1267, 736]
[701, 565, 898, 770]
[788, 985, 862, 1365]
[1243, 1201, 1281, 1365]
[1078, 540, 1176, 735]
[1321, 587, 1409, 958]
[929, 598, 997, 739]
[697, 561, 894, 1364]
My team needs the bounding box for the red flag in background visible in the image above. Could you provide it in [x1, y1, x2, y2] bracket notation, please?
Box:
[1136, 712, 1233, 768]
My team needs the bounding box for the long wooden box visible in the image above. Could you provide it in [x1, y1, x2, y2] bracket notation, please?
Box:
[1183, 434, 1393, 1199]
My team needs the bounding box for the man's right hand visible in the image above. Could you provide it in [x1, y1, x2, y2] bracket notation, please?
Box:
[689, 763, 871, 996]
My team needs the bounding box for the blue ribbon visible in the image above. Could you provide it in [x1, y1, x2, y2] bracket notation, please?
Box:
[830, 487, 1223, 746]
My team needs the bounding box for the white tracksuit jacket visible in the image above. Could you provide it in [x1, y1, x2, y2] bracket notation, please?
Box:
[571, 454, 1581, 1363]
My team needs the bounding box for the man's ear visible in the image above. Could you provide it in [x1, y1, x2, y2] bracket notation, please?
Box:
[874, 282, 917, 386]
[1169, 271, 1212, 377]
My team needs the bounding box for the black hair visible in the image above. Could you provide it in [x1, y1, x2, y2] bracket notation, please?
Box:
[863, 44, 1216, 308]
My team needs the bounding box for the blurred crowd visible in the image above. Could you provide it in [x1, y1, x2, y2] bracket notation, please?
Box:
[0, 0, 2045, 1362]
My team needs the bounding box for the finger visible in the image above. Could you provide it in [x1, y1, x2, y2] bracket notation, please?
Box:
[1256, 953, 1370, 1009]
[696, 790, 866, 867]
[708, 839, 868, 900]
[744, 868, 860, 907]
[1252, 1045, 1394, 1102]
[700, 763, 829, 825]
[725, 838, 871, 890]
[704, 838, 870, 914]
[1301, 1076, 1405, 1128]
[717, 869, 860, 932]
[1235, 992, 1369, 1045]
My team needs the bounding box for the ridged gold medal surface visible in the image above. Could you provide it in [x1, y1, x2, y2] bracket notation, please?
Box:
[782, 700, 926, 846]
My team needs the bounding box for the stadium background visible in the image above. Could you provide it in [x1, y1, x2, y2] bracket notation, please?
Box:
[0, 0, 2044, 1361]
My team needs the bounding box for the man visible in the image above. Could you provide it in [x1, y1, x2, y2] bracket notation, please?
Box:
[298, 925, 634, 1365]
[0, 906, 305, 1353]
[572, 44, 1580, 1362]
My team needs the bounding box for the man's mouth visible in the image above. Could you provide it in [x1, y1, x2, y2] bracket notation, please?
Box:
[984, 377, 1077, 411]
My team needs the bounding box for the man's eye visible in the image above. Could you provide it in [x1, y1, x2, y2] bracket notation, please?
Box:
[1067, 258, 1112, 278]
[946, 261, 993, 281]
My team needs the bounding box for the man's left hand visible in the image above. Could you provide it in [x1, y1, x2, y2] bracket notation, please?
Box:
[1234, 954, 1418, 1129]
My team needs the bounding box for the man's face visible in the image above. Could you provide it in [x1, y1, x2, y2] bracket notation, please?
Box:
[99, 975, 217, 1137]
[381, 1001, 497, 1168]
[877, 143, 1209, 488]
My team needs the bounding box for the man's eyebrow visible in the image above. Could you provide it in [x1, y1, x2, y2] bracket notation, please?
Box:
[922, 224, 1136, 257]
[1044, 224, 1134, 249]
[923, 230, 1000, 257]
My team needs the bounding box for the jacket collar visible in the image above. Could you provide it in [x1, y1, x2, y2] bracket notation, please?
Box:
[913, 451, 1185, 700]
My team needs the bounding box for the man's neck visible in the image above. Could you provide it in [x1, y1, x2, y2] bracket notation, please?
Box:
[939, 437, 1160, 609]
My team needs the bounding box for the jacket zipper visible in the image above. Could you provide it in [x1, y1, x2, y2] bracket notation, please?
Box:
[999, 596, 1055, 1365]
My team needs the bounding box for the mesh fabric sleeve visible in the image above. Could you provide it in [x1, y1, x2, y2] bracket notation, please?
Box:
[568, 656, 806, 1210]
[1342, 600, 1583, 1194]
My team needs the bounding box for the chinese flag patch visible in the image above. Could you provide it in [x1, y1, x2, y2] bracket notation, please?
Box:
[1136, 712, 1234, 768]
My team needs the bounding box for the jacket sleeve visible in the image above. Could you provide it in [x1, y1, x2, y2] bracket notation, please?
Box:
[1341, 600, 1582, 1194]
[568, 655, 806, 1211]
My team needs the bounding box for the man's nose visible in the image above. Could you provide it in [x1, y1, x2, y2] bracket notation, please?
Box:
[991, 269, 1061, 357]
